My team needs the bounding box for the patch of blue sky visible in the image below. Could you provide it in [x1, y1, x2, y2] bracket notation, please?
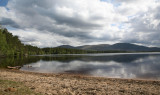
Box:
[6, 26, 19, 31]
[115, 23, 126, 29]
[127, 15, 137, 20]
[100, 0, 113, 2]
[100, 0, 121, 7]
[111, 24, 117, 26]
[118, 24, 123, 29]
[0, 0, 9, 6]
[111, 23, 126, 30]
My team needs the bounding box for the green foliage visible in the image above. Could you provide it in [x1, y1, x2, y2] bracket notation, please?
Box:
[0, 56, 43, 68]
[0, 29, 8, 56]
[0, 28, 44, 57]
[0, 28, 129, 57]
[42, 47, 128, 54]
[42, 47, 88, 54]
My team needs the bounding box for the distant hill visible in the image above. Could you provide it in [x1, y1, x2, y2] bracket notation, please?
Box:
[57, 43, 160, 52]
[57, 45, 76, 49]
[77, 44, 110, 51]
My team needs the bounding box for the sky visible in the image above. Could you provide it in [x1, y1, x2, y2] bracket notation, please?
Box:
[0, 0, 160, 47]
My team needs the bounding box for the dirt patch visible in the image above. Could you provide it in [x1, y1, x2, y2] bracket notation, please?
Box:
[0, 69, 160, 95]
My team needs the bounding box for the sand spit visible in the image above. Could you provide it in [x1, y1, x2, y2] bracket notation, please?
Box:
[0, 69, 160, 95]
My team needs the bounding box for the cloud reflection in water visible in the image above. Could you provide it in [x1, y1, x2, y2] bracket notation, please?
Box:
[21, 53, 160, 80]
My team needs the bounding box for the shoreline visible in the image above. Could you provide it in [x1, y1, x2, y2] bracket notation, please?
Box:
[2, 68, 160, 82]
[0, 69, 160, 95]
[11, 69, 160, 82]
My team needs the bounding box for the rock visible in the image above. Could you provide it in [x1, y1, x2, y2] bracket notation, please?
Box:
[30, 87, 36, 90]
[4, 87, 17, 92]
[45, 92, 52, 95]
[119, 89, 125, 93]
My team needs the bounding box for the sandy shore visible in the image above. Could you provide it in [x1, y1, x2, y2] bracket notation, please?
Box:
[0, 69, 160, 95]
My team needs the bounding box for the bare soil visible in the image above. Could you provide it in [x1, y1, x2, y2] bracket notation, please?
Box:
[0, 69, 160, 95]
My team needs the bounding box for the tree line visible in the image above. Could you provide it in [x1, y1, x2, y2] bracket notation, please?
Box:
[0, 28, 128, 57]
[0, 28, 91, 56]
[0, 28, 44, 57]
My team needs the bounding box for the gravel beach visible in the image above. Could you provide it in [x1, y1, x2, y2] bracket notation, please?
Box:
[0, 69, 160, 95]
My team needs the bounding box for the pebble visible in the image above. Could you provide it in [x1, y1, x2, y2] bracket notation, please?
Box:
[4, 87, 17, 92]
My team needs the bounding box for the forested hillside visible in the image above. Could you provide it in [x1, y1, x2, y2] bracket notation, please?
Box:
[0, 28, 44, 56]
[42, 47, 88, 54]
[0, 28, 98, 56]
[1, 27, 159, 57]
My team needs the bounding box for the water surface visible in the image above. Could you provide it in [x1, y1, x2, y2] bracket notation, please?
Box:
[1, 52, 160, 80]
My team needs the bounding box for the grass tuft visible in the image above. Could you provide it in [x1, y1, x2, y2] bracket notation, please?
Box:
[0, 79, 41, 95]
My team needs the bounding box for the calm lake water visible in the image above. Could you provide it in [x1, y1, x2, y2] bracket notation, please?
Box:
[1, 52, 160, 80]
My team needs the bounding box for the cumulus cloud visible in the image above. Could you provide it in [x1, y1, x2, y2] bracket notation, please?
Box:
[10, 29, 84, 47]
[0, 0, 160, 47]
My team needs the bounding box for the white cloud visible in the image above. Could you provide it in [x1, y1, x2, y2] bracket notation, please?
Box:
[9, 28, 83, 47]
[0, 0, 160, 47]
